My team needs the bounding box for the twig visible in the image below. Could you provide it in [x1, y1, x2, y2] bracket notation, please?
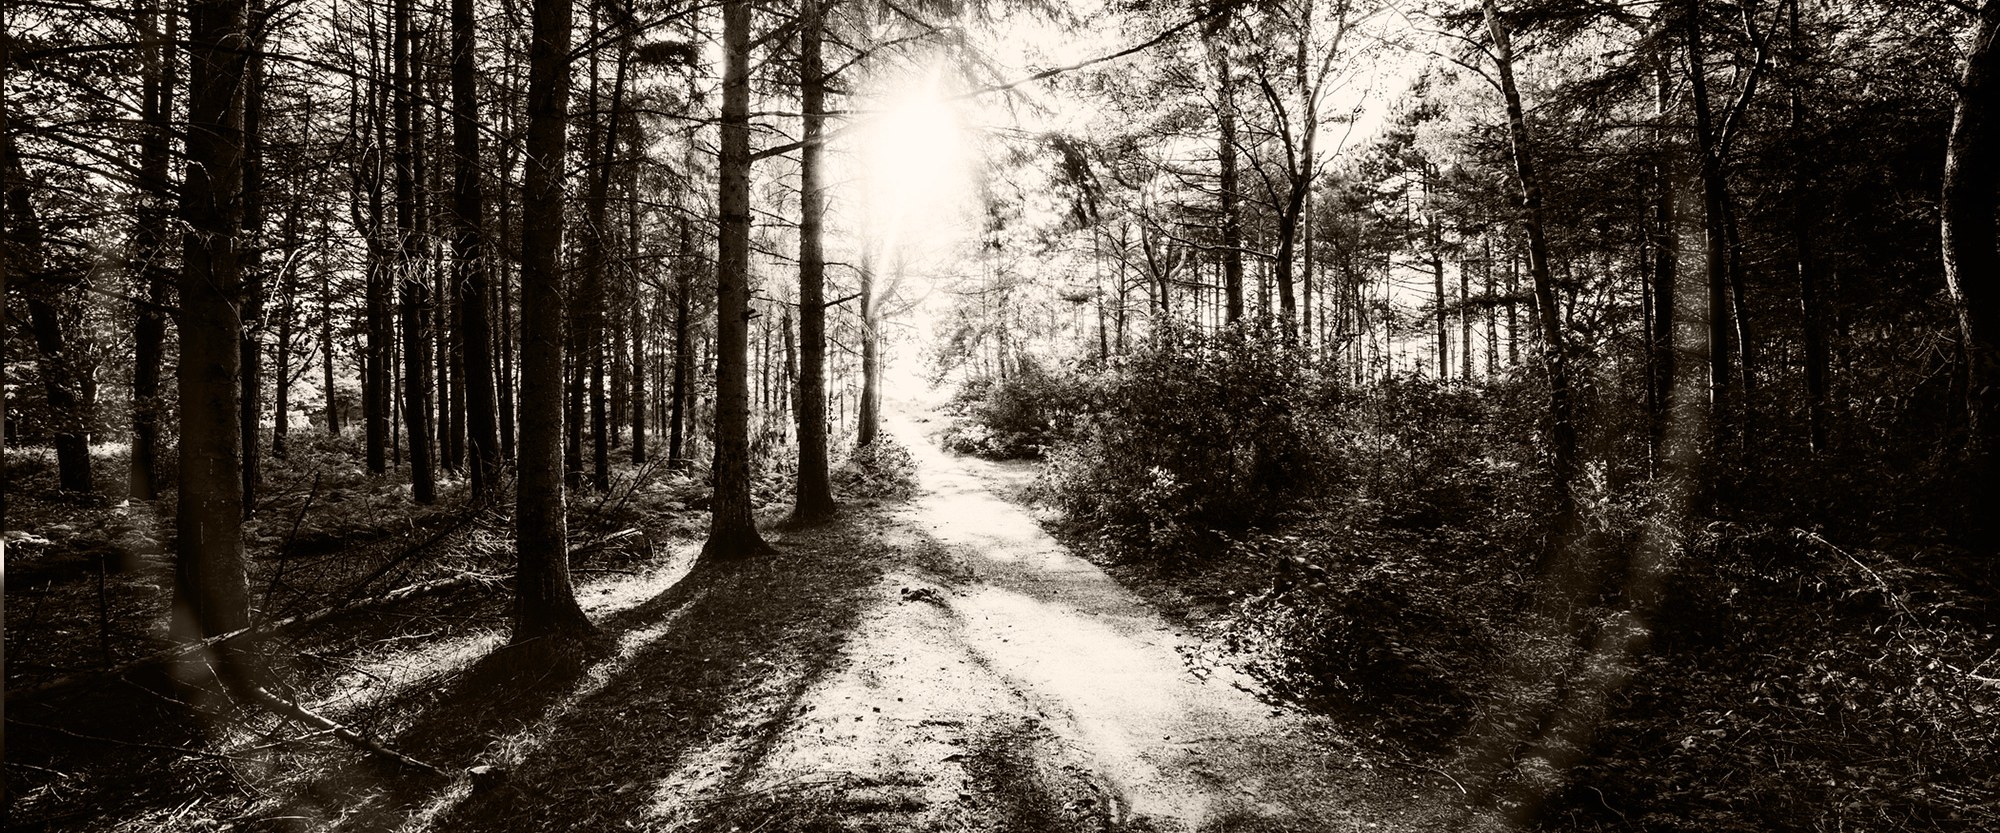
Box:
[264, 471, 324, 610]
[3, 760, 69, 777]
[1381, 756, 1467, 795]
[228, 728, 339, 754]
[326, 500, 493, 610]
[1795, 530, 1918, 622]
[247, 686, 446, 776]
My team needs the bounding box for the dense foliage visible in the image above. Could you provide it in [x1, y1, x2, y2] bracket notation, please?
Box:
[1040, 329, 1331, 552]
[947, 342, 2000, 830]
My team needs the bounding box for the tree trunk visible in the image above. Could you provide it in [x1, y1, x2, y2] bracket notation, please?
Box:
[453, 0, 500, 496]
[273, 191, 302, 461]
[175, 0, 256, 689]
[1432, 253, 1448, 378]
[612, 299, 628, 449]
[584, 32, 628, 493]
[793, 0, 838, 525]
[1209, 35, 1244, 325]
[1791, 0, 1832, 454]
[1687, 0, 1735, 460]
[1484, 234, 1498, 376]
[6, 130, 95, 495]
[565, 0, 597, 493]
[1942, 0, 2000, 538]
[1, 37, 9, 531]
[496, 46, 519, 466]
[627, 135, 646, 466]
[400, 266, 435, 502]
[395, 0, 435, 504]
[239, 22, 265, 514]
[668, 216, 691, 469]
[858, 252, 880, 448]
[131, 0, 178, 500]
[1649, 61, 1678, 470]
[1460, 255, 1474, 381]
[365, 38, 393, 474]
[515, 0, 595, 644]
[704, 0, 774, 560]
[435, 55, 465, 475]
[322, 262, 340, 435]
[1483, 0, 1580, 543]
[498, 110, 518, 463]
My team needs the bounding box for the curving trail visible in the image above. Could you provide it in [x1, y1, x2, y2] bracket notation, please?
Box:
[695, 405, 1462, 833]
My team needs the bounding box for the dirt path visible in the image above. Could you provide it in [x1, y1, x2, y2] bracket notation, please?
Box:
[668, 407, 1463, 833]
[363, 403, 1469, 833]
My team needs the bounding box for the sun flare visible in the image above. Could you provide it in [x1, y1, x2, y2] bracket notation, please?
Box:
[854, 72, 975, 255]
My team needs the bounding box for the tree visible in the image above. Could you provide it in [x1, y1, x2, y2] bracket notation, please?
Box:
[1480, 0, 1579, 550]
[1685, 0, 1766, 460]
[703, 0, 775, 559]
[174, 0, 256, 688]
[453, 0, 502, 497]
[239, 12, 267, 512]
[514, 0, 596, 644]
[1206, 19, 1245, 325]
[1943, 0, 2000, 540]
[362, 7, 394, 475]
[394, 0, 436, 504]
[791, 0, 837, 523]
[1242, 0, 1355, 342]
[131, 0, 179, 501]
[857, 246, 881, 448]
[580, 10, 633, 494]
[1786, 0, 1833, 454]
[5, 134, 94, 495]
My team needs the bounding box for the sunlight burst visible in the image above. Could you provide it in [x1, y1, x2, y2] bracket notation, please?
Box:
[855, 71, 974, 255]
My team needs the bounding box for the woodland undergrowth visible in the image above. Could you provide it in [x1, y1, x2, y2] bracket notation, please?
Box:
[942, 331, 2000, 833]
[2, 428, 809, 832]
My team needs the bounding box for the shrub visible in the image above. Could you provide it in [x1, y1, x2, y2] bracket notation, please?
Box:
[1334, 373, 1545, 531]
[833, 437, 917, 502]
[1041, 329, 1332, 556]
[1557, 526, 2000, 832]
[1216, 526, 1520, 746]
[941, 358, 1087, 459]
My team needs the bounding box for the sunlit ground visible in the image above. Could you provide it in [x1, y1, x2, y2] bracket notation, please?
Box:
[641, 404, 1373, 831]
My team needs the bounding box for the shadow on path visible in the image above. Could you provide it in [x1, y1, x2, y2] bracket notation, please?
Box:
[415, 517, 890, 833]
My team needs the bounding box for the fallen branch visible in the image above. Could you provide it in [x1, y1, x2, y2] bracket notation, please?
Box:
[326, 500, 496, 610]
[247, 686, 446, 777]
[7, 572, 506, 703]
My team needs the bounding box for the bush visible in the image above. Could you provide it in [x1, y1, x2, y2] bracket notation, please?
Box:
[1557, 526, 2000, 832]
[1335, 373, 1546, 531]
[833, 437, 917, 502]
[1212, 525, 1520, 746]
[1040, 329, 1332, 555]
[940, 358, 1087, 459]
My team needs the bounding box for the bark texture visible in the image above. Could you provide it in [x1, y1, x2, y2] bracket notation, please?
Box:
[702, 0, 773, 559]
[515, 0, 595, 642]
[174, 0, 256, 689]
[1943, 0, 2000, 539]
[792, 0, 836, 523]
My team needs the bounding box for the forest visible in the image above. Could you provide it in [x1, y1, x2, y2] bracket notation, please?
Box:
[4, 0, 1998, 830]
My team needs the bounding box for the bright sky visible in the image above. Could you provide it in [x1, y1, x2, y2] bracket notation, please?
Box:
[829, 2, 1442, 378]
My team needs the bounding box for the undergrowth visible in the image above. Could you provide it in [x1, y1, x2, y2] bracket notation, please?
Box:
[3, 427, 735, 832]
[947, 335, 2000, 833]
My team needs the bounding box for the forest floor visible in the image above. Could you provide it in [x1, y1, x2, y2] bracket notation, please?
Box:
[5, 402, 1484, 833]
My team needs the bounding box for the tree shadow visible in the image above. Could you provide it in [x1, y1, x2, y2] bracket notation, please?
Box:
[280, 555, 726, 831]
[397, 516, 889, 832]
